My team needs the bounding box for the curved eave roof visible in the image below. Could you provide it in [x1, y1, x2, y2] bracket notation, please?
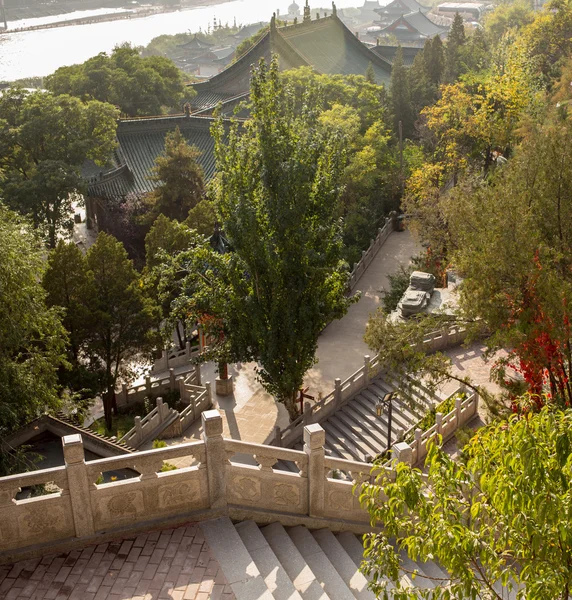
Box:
[87, 115, 219, 200]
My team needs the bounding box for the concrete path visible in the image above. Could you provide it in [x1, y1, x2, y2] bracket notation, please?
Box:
[305, 229, 421, 398]
[155, 230, 422, 449]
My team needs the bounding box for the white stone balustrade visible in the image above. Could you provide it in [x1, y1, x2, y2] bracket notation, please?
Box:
[0, 411, 381, 562]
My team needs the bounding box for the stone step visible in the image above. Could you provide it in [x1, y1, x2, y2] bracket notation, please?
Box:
[367, 382, 425, 423]
[339, 405, 389, 448]
[335, 532, 366, 569]
[325, 433, 353, 461]
[327, 414, 381, 458]
[288, 526, 355, 600]
[398, 550, 436, 589]
[312, 529, 375, 600]
[323, 421, 370, 463]
[200, 517, 275, 600]
[261, 522, 329, 600]
[235, 521, 303, 600]
[356, 392, 414, 434]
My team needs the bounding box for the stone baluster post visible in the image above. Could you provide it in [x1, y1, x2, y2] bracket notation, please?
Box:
[205, 381, 214, 409]
[303, 401, 312, 426]
[185, 340, 192, 359]
[120, 383, 128, 407]
[178, 377, 188, 404]
[334, 378, 342, 408]
[274, 425, 282, 447]
[194, 363, 202, 386]
[202, 410, 227, 510]
[363, 355, 371, 386]
[145, 375, 152, 397]
[414, 428, 423, 463]
[62, 435, 95, 538]
[134, 416, 143, 445]
[455, 395, 463, 428]
[156, 397, 165, 422]
[392, 441, 413, 465]
[304, 424, 325, 518]
[169, 368, 176, 391]
[435, 413, 443, 438]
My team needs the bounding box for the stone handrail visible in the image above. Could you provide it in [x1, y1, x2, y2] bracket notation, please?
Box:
[0, 412, 378, 563]
[117, 397, 174, 448]
[277, 327, 467, 448]
[348, 218, 393, 291]
[152, 339, 201, 373]
[393, 390, 479, 467]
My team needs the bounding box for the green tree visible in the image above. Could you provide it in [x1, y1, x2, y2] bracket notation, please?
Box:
[360, 406, 572, 599]
[0, 204, 67, 435]
[390, 45, 414, 138]
[144, 127, 205, 223]
[484, 0, 534, 46]
[444, 12, 466, 82]
[43, 241, 100, 397]
[144, 215, 197, 349]
[409, 51, 437, 118]
[0, 89, 118, 247]
[86, 233, 159, 428]
[169, 57, 357, 419]
[185, 199, 216, 236]
[423, 35, 444, 85]
[45, 44, 188, 117]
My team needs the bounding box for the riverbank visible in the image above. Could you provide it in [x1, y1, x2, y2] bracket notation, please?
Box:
[2, 0, 234, 34]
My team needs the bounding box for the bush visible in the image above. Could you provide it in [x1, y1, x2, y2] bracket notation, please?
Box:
[152, 439, 167, 448]
[381, 264, 413, 312]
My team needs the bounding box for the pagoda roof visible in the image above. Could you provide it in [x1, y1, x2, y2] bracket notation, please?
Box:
[370, 43, 423, 66]
[87, 115, 220, 200]
[376, 0, 430, 16]
[379, 11, 449, 39]
[190, 13, 392, 111]
[178, 34, 215, 50]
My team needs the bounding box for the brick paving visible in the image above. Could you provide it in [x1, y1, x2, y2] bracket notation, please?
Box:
[0, 524, 235, 600]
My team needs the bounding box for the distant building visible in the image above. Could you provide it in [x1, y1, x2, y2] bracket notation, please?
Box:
[435, 2, 485, 20]
[378, 10, 449, 42]
[369, 43, 423, 66]
[190, 8, 392, 113]
[375, 0, 430, 25]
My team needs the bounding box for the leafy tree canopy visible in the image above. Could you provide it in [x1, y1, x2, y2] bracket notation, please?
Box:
[0, 204, 67, 435]
[143, 127, 205, 223]
[45, 44, 189, 116]
[360, 405, 572, 599]
[0, 89, 118, 247]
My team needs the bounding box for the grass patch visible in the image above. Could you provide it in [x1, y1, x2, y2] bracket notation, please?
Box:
[90, 403, 149, 439]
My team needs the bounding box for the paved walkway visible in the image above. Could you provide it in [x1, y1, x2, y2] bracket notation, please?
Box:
[154, 230, 422, 447]
[0, 524, 234, 600]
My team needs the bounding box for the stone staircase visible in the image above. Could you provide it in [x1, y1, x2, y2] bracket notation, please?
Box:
[284, 374, 442, 465]
[201, 517, 448, 600]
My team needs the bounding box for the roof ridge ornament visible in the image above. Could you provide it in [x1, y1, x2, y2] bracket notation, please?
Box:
[332, 1, 337, 16]
[303, 0, 311, 22]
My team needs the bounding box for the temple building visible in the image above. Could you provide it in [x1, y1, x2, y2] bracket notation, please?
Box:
[377, 10, 449, 42]
[369, 43, 423, 66]
[374, 0, 430, 25]
[189, 4, 392, 112]
[85, 4, 395, 212]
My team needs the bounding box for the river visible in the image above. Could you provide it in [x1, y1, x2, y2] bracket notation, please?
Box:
[0, 0, 368, 81]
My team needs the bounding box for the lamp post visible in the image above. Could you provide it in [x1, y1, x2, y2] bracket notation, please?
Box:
[376, 391, 395, 451]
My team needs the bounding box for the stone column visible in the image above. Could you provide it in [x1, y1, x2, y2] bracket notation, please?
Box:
[304, 424, 325, 518]
[62, 435, 95, 538]
[202, 410, 227, 510]
[392, 441, 413, 465]
[363, 355, 371, 386]
[334, 378, 342, 408]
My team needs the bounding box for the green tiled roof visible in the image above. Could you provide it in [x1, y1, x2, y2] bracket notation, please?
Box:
[87, 115, 218, 200]
[370, 43, 423, 66]
[189, 14, 392, 112]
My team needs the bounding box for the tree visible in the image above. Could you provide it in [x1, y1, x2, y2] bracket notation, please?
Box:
[45, 44, 188, 117]
[0, 89, 118, 247]
[360, 406, 572, 599]
[4, 161, 84, 248]
[484, 0, 534, 46]
[144, 127, 205, 223]
[166, 58, 357, 419]
[390, 45, 414, 138]
[185, 199, 216, 236]
[85, 233, 159, 428]
[365, 62, 376, 83]
[444, 12, 466, 82]
[144, 215, 197, 349]
[423, 35, 444, 85]
[0, 204, 67, 435]
[440, 113, 572, 407]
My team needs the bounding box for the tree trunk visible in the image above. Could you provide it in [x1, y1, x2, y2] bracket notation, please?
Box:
[284, 392, 300, 422]
[218, 361, 229, 380]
